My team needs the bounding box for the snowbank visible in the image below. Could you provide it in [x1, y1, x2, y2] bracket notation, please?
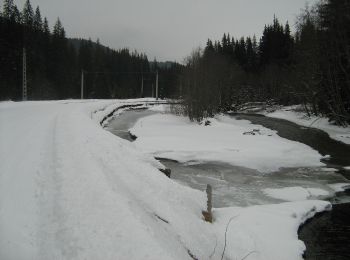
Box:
[213, 200, 331, 260]
[265, 106, 350, 145]
[130, 113, 324, 173]
[328, 183, 350, 192]
[0, 100, 331, 260]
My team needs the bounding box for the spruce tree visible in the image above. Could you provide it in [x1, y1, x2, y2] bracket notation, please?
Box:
[33, 6, 42, 31]
[43, 17, 50, 34]
[22, 0, 34, 27]
[53, 18, 65, 38]
[12, 5, 21, 23]
[319, 0, 350, 123]
[2, 0, 14, 19]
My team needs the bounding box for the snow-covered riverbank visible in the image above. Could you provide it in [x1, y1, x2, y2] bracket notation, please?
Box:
[130, 112, 325, 173]
[0, 100, 332, 260]
[263, 105, 350, 145]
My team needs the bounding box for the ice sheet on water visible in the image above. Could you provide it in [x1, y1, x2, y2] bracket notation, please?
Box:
[162, 160, 348, 207]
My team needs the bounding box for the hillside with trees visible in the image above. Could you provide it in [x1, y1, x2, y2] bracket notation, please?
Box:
[1, 0, 349, 125]
[0, 0, 181, 100]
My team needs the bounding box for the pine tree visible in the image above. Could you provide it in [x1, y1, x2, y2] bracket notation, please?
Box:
[22, 0, 34, 27]
[43, 17, 50, 34]
[33, 6, 42, 31]
[318, 0, 350, 123]
[53, 18, 65, 38]
[2, 0, 14, 19]
[246, 37, 255, 71]
[12, 5, 21, 23]
[204, 39, 214, 55]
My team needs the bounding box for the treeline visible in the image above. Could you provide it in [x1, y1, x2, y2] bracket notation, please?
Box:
[0, 0, 180, 100]
[181, 0, 350, 125]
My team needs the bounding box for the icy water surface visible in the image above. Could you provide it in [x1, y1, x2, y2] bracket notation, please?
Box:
[105, 109, 156, 141]
[106, 108, 350, 208]
[232, 113, 350, 179]
[106, 108, 350, 259]
[161, 160, 349, 207]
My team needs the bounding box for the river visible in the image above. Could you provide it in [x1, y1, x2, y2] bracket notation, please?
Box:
[105, 108, 350, 259]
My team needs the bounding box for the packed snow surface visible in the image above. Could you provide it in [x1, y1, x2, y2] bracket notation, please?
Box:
[130, 113, 324, 172]
[265, 106, 350, 145]
[0, 100, 331, 259]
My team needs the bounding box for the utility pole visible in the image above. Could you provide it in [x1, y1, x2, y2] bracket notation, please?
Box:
[156, 71, 159, 100]
[141, 74, 144, 98]
[22, 47, 27, 101]
[81, 70, 84, 99]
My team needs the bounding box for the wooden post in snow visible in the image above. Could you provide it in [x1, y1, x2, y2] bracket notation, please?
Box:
[202, 184, 213, 223]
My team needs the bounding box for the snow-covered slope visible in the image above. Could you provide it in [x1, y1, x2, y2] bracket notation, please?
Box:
[0, 100, 331, 260]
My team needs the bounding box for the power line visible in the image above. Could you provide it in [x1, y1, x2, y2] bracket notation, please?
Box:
[83, 71, 157, 75]
[80, 70, 159, 100]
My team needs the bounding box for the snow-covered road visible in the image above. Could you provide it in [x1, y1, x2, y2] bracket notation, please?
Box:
[0, 100, 331, 260]
[0, 100, 210, 259]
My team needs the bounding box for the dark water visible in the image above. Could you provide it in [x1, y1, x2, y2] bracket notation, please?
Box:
[106, 109, 350, 259]
[299, 202, 350, 260]
[230, 113, 350, 260]
[105, 109, 156, 141]
[231, 113, 350, 179]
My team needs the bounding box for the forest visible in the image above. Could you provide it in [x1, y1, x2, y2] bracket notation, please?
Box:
[1, 0, 349, 125]
[181, 0, 350, 125]
[0, 0, 180, 100]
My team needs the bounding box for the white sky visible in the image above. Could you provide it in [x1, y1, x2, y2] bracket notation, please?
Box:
[10, 0, 318, 62]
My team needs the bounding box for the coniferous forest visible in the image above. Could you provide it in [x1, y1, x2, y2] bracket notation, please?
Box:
[0, 0, 180, 100]
[1, 0, 349, 125]
[181, 0, 350, 125]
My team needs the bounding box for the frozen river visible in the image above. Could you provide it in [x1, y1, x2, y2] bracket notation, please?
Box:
[105, 108, 350, 208]
[106, 107, 350, 259]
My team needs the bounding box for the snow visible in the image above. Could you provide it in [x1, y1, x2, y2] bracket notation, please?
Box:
[328, 183, 350, 192]
[148, 103, 171, 112]
[0, 99, 209, 260]
[0, 100, 332, 260]
[213, 200, 331, 260]
[263, 187, 330, 202]
[130, 113, 324, 173]
[264, 105, 350, 145]
[320, 167, 338, 172]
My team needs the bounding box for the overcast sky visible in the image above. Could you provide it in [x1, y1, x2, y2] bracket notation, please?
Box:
[12, 0, 317, 62]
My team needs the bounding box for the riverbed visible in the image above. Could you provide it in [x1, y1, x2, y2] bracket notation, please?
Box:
[105, 109, 350, 206]
[105, 107, 350, 259]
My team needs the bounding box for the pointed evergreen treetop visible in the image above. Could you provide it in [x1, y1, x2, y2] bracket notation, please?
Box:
[285, 21, 291, 36]
[2, 0, 14, 19]
[22, 0, 34, 26]
[53, 17, 65, 38]
[33, 6, 42, 31]
[43, 17, 50, 34]
[12, 5, 21, 23]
